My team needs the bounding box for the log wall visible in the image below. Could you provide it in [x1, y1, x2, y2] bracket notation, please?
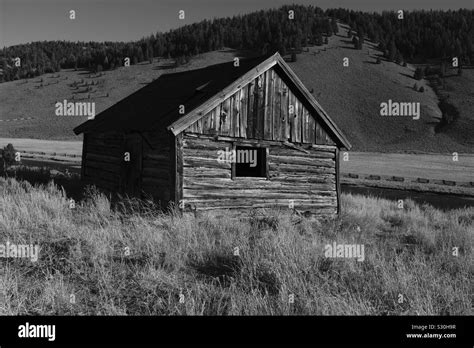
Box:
[82, 130, 173, 206]
[82, 131, 123, 192]
[180, 134, 338, 214]
[141, 130, 172, 206]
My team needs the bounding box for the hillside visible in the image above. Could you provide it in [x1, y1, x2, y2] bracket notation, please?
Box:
[287, 23, 473, 153]
[0, 23, 472, 152]
[0, 50, 237, 140]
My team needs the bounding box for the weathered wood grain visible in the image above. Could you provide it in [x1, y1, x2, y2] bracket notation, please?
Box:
[255, 74, 265, 139]
[181, 134, 338, 213]
[247, 80, 255, 139]
[221, 98, 231, 135]
[269, 163, 336, 174]
[281, 84, 289, 141]
[175, 67, 340, 147]
[264, 70, 273, 140]
[273, 74, 282, 141]
[268, 155, 334, 167]
[294, 99, 301, 143]
[240, 86, 248, 137]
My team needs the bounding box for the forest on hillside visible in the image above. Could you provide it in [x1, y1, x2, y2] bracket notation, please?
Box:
[1, 5, 473, 82]
[328, 8, 474, 65]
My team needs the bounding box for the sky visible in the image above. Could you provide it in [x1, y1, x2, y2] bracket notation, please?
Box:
[0, 0, 472, 47]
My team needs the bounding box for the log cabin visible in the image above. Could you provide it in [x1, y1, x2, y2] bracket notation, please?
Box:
[73, 52, 351, 215]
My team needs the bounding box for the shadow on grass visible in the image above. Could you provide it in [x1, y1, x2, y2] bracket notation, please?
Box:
[189, 253, 243, 287]
[189, 250, 280, 296]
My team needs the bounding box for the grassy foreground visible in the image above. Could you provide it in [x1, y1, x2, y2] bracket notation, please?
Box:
[0, 177, 472, 315]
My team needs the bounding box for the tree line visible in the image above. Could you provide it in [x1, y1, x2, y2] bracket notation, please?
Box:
[327, 8, 474, 66]
[0, 5, 336, 82]
[1, 6, 472, 82]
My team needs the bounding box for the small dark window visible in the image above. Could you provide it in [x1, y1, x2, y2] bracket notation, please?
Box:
[234, 146, 267, 178]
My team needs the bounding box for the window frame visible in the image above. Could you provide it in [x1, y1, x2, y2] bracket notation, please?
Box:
[231, 142, 269, 180]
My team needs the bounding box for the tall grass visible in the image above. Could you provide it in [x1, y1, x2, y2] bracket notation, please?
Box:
[0, 177, 472, 315]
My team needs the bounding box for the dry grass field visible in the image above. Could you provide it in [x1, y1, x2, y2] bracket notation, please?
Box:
[0, 177, 472, 315]
[340, 152, 474, 183]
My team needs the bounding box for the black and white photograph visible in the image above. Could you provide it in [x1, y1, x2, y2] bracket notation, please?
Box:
[0, 0, 472, 345]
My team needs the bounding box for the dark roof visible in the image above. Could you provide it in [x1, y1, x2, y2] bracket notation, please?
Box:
[73, 54, 271, 135]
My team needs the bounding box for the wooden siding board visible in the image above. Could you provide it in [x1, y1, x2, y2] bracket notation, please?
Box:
[240, 86, 248, 138]
[255, 75, 265, 139]
[315, 122, 322, 144]
[234, 90, 241, 137]
[295, 99, 301, 143]
[264, 70, 273, 140]
[213, 107, 219, 133]
[120, 133, 142, 197]
[273, 75, 282, 141]
[84, 167, 120, 181]
[308, 113, 315, 144]
[203, 111, 211, 134]
[86, 153, 121, 165]
[289, 91, 296, 142]
[221, 98, 231, 135]
[85, 160, 120, 174]
[229, 93, 235, 137]
[281, 83, 289, 141]
[215, 103, 222, 134]
[247, 80, 255, 139]
[304, 108, 310, 143]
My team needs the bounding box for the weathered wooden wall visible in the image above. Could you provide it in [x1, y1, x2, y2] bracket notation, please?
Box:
[82, 131, 123, 192]
[141, 130, 172, 206]
[82, 130, 172, 206]
[184, 67, 335, 146]
[180, 134, 338, 214]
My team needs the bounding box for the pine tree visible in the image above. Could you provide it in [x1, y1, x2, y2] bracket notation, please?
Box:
[352, 36, 358, 49]
[388, 40, 397, 62]
[331, 19, 339, 35]
[414, 67, 424, 80]
[357, 33, 363, 49]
